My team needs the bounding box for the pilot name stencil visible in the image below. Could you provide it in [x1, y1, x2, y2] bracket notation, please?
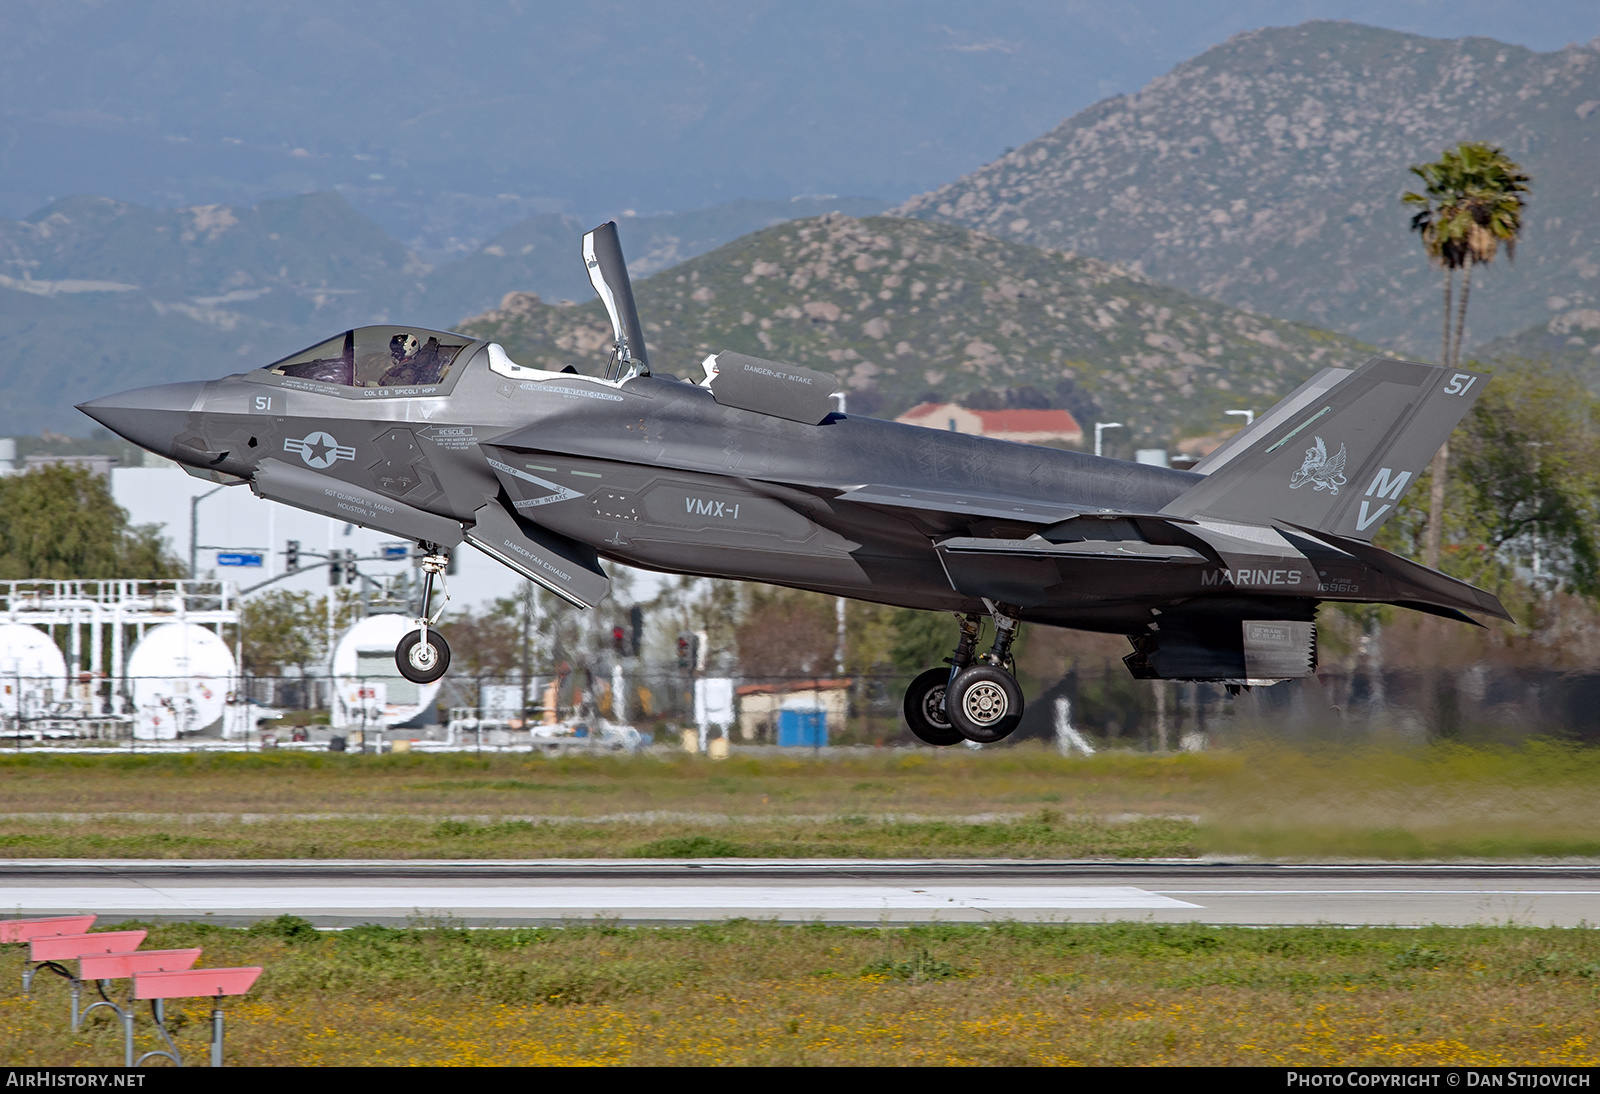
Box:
[284, 431, 355, 469]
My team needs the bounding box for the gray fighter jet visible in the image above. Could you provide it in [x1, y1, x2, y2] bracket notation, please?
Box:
[79, 222, 1507, 745]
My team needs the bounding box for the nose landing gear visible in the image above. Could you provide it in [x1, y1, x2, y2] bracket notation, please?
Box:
[902, 607, 1025, 746]
[395, 546, 452, 684]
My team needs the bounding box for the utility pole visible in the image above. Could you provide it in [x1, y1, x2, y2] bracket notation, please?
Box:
[520, 584, 533, 720]
[1094, 422, 1123, 459]
[831, 391, 848, 677]
[188, 485, 227, 578]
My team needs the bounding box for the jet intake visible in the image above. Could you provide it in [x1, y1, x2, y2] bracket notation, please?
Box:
[1123, 600, 1317, 683]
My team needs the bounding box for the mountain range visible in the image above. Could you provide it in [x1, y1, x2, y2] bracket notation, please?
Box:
[7, 19, 1597, 439]
[896, 22, 1600, 359]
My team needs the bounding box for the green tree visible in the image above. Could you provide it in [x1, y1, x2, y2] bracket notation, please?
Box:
[1403, 142, 1531, 568]
[735, 586, 837, 678]
[0, 465, 180, 578]
[1449, 364, 1600, 598]
[439, 596, 524, 678]
[240, 589, 322, 677]
[1380, 362, 1600, 602]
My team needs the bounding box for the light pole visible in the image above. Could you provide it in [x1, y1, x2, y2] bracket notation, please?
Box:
[188, 485, 227, 579]
[1094, 422, 1123, 458]
[831, 390, 848, 677]
[1225, 409, 1256, 428]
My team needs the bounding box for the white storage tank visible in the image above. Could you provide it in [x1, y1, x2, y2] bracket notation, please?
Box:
[126, 622, 236, 739]
[331, 614, 441, 730]
[0, 622, 69, 720]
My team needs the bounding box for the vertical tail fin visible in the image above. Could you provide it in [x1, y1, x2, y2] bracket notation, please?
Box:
[1162, 357, 1488, 542]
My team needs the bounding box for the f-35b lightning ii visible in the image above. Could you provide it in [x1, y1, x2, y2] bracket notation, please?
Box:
[79, 222, 1507, 745]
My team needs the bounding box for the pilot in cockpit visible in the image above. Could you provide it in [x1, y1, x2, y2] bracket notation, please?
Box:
[380, 333, 445, 386]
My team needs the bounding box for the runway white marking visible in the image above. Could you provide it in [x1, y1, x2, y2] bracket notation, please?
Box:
[0, 884, 1197, 914]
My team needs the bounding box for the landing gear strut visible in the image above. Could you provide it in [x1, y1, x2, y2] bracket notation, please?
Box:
[902, 608, 1025, 746]
[396, 546, 452, 684]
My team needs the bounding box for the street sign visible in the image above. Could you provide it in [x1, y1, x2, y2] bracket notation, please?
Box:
[216, 553, 263, 567]
[382, 543, 409, 560]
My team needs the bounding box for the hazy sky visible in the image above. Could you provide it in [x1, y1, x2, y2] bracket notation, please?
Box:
[2, 1, 1596, 247]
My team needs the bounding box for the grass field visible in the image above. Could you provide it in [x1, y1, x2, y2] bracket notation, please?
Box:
[2, 740, 1600, 859]
[5, 919, 1600, 1066]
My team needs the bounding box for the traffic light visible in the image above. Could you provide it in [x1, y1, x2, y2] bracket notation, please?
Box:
[629, 605, 644, 657]
[612, 625, 626, 654]
[285, 540, 300, 572]
[328, 550, 342, 587]
[676, 632, 698, 671]
[345, 550, 358, 585]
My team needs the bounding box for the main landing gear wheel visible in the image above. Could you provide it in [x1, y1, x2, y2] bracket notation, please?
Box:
[903, 667, 964, 746]
[947, 664, 1024, 744]
[396, 629, 451, 684]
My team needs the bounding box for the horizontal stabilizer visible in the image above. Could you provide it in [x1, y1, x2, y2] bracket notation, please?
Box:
[1163, 357, 1488, 542]
[1283, 522, 1511, 622]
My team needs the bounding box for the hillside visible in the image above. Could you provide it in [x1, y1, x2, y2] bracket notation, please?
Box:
[1480, 308, 1600, 376]
[459, 214, 1374, 449]
[895, 22, 1600, 358]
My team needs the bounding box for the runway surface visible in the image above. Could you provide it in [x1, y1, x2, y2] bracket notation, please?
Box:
[5, 860, 1600, 927]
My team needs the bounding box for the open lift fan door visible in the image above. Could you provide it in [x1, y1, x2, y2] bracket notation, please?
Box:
[1124, 615, 1317, 682]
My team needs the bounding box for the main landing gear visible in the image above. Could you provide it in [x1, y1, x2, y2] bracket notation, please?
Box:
[396, 545, 452, 684]
[902, 607, 1024, 746]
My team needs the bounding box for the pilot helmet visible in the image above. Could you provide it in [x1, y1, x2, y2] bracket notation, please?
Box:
[390, 333, 420, 361]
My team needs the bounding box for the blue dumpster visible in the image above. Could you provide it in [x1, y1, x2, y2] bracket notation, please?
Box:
[777, 708, 827, 747]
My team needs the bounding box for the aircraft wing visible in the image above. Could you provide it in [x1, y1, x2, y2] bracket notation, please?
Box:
[833, 484, 1093, 524]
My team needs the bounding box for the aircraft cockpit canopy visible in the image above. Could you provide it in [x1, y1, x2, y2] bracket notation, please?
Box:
[264, 326, 472, 388]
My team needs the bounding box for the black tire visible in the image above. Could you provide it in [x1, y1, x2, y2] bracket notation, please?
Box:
[903, 667, 964, 746]
[947, 664, 1023, 743]
[396, 629, 451, 684]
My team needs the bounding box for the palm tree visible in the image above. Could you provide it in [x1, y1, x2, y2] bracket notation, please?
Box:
[1403, 142, 1530, 569]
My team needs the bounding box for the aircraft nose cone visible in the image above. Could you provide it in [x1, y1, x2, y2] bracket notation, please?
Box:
[76, 381, 206, 460]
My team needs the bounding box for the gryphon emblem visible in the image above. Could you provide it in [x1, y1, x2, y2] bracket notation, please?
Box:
[1289, 436, 1348, 495]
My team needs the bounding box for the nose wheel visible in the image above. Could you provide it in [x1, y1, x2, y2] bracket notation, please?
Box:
[397, 629, 451, 684]
[396, 546, 452, 684]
